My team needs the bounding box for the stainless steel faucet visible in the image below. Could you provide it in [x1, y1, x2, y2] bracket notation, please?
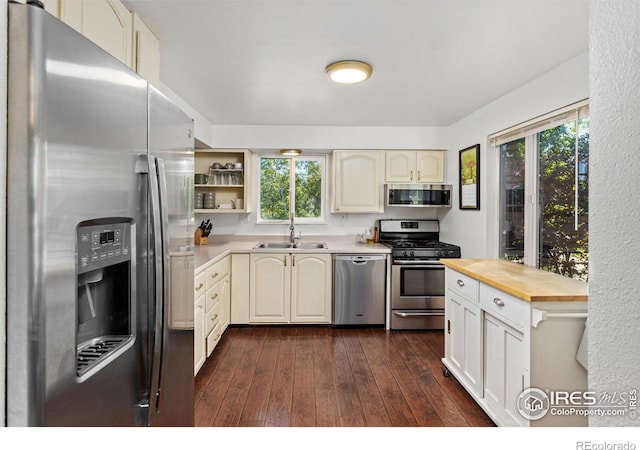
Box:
[289, 212, 300, 244]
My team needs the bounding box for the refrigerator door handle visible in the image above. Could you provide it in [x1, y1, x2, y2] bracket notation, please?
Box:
[153, 156, 171, 414]
[138, 154, 170, 416]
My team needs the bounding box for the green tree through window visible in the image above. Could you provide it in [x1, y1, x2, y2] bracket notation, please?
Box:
[259, 156, 324, 222]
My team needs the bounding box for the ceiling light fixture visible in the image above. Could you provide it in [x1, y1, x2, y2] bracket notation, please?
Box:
[279, 149, 302, 156]
[325, 60, 372, 84]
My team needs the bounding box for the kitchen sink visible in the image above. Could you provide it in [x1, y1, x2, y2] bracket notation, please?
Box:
[253, 242, 327, 249]
[291, 242, 327, 249]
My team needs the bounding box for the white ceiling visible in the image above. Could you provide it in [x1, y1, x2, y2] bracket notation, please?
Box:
[123, 0, 589, 127]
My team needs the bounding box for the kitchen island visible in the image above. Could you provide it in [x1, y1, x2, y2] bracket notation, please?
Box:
[440, 258, 588, 427]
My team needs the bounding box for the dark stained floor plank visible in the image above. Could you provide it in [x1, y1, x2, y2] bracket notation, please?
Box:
[194, 326, 494, 428]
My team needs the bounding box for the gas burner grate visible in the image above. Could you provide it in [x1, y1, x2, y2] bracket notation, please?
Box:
[76, 336, 129, 379]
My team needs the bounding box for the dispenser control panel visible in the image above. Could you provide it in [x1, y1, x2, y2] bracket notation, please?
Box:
[77, 220, 132, 274]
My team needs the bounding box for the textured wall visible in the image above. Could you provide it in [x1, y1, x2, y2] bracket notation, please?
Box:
[589, 0, 640, 426]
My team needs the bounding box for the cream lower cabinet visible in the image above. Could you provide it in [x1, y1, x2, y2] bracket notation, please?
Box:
[442, 267, 588, 427]
[332, 150, 384, 213]
[194, 255, 231, 374]
[250, 253, 332, 324]
[194, 270, 206, 375]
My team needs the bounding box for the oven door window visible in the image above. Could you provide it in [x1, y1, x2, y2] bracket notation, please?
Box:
[400, 266, 445, 297]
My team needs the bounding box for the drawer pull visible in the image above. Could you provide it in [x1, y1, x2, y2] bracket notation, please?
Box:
[211, 293, 218, 300]
[211, 314, 218, 322]
[456, 279, 465, 287]
[195, 283, 204, 291]
[214, 333, 221, 341]
[211, 272, 219, 279]
[494, 298, 505, 307]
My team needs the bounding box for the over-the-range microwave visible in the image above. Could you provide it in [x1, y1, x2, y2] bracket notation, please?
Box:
[385, 183, 452, 207]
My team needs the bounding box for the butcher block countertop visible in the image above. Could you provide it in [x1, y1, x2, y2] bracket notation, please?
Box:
[440, 258, 588, 302]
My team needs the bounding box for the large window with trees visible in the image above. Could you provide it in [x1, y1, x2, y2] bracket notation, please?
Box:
[495, 101, 589, 281]
[258, 155, 325, 223]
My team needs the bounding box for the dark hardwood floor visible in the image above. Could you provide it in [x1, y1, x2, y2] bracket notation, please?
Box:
[194, 326, 495, 427]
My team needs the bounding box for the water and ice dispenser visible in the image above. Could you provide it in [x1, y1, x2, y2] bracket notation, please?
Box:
[76, 219, 135, 381]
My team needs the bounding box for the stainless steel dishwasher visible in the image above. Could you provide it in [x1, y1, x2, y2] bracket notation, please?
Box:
[333, 254, 386, 325]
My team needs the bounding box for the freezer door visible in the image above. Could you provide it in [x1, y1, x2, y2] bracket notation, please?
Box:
[7, 4, 149, 426]
[147, 85, 195, 426]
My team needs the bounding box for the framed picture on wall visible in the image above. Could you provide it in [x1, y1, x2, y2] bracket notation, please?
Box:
[459, 144, 480, 210]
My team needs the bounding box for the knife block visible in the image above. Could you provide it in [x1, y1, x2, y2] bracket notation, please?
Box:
[194, 228, 208, 245]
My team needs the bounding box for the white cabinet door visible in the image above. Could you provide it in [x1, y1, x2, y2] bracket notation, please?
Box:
[291, 254, 332, 323]
[416, 151, 445, 183]
[333, 150, 384, 213]
[385, 151, 415, 182]
[133, 13, 160, 85]
[483, 312, 527, 426]
[445, 292, 483, 396]
[194, 294, 205, 375]
[250, 253, 290, 323]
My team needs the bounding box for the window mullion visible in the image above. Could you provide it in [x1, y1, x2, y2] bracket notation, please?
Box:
[524, 134, 539, 268]
[289, 157, 296, 220]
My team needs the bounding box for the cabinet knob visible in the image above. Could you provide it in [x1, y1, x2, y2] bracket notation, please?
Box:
[456, 279, 465, 287]
[493, 298, 505, 307]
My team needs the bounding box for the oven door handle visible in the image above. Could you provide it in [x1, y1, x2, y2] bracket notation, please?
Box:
[393, 311, 444, 317]
[393, 260, 445, 268]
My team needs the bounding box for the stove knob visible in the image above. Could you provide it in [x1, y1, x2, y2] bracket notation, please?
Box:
[402, 251, 408, 257]
[410, 251, 415, 257]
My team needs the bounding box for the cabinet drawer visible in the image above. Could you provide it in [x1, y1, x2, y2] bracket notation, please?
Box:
[447, 270, 478, 302]
[206, 282, 221, 312]
[479, 283, 528, 331]
[206, 257, 230, 289]
[206, 321, 222, 356]
[206, 301, 220, 335]
[194, 271, 206, 297]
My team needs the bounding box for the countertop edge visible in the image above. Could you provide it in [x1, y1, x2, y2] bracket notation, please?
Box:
[441, 258, 588, 303]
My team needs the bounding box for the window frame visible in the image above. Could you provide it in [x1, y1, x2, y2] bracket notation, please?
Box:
[257, 154, 327, 225]
[490, 100, 589, 276]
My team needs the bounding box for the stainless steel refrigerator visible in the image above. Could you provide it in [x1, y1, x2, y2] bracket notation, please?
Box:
[6, 2, 195, 426]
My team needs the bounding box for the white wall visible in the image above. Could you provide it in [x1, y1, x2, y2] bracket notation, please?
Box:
[1, 0, 8, 428]
[441, 52, 589, 257]
[203, 126, 450, 237]
[589, 0, 640, 426]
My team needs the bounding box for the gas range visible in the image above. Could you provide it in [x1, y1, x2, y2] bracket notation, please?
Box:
[379, 219, 460, 330]
[378, 219, 461, 261]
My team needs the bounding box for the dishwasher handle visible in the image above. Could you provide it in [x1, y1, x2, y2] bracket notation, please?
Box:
[334, 255, 386, 263]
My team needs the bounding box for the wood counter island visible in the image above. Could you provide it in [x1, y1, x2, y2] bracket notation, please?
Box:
[440, 258, 588, 427]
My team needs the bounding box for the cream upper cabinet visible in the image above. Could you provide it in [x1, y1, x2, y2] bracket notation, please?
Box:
[50, 1, 137, 70]
[133, 13, 161, 86]
[385, 150, 445, 183]
[332, 150, 384, 213]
